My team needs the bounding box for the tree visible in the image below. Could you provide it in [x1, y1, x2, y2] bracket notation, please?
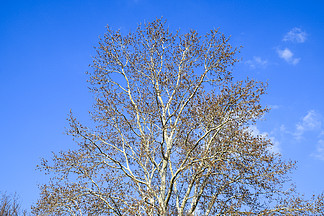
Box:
[0, 192, 27, 216]
[33, 19, 323, 215]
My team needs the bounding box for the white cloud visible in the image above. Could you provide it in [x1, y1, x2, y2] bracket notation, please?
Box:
[276, 111, 324, 160]
[279, 124, 287, 133]
[277, 48, 300, 65]
[270, 138, 281, 154]
[279, 48, 293, 59]
[283, 28, 307, 43]
[312, 139, 324, 160]
[301, 110, 322, 129]
[249, 125, 263, 137]
[269, 105, 280, 110]
[245, 56, 268, 69]
[294, 110, 322, 140]
[248, 125, 280, 154]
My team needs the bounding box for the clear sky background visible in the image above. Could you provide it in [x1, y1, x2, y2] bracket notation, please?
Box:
[1, 0, 324, 211]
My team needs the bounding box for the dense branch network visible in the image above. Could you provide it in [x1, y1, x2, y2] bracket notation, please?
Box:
[33, 19, 324, 215]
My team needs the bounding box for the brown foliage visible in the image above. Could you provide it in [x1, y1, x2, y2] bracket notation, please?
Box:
[33, 18, 324, 215]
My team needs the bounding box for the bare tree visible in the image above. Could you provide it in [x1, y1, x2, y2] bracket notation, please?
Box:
[0, 192, 27, 216]
[33, 19, 323, 215]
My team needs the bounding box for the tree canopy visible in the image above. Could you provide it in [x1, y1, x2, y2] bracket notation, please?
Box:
[33, 19, 324, 215]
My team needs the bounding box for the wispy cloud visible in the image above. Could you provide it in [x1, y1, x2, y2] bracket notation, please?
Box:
[249, 125, 280, 154]
[277, 48, 300, 65]
[245, 56, 268, 69]
[268, 136, 280, 154]
[275, 110, 324, 160]
[294, 110, 322, 140]
[269, 105, 280, 110]
[283, 28, 307, 43]
[312, 139, 324, 160]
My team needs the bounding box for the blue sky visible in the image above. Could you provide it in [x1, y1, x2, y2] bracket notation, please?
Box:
[1, 0, 324, 211]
